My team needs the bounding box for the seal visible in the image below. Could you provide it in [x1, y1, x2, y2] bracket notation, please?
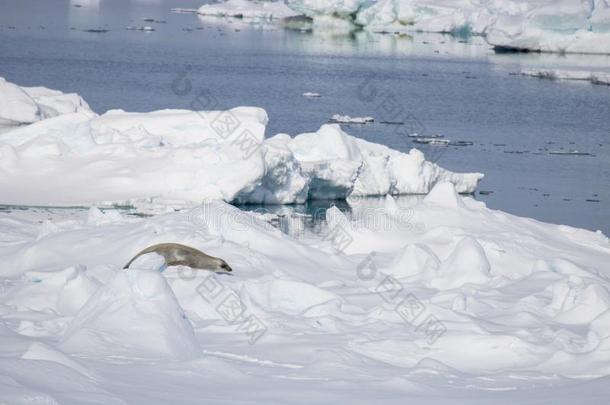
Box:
[123, 243, 232, 272]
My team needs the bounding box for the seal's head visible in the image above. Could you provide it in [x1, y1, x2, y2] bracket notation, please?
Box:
[195, 256, 232, 273]
[217, 259, 232, 273]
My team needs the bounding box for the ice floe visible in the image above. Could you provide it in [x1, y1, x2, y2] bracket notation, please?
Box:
[125, 25, 155, 31]
[329, 114, 374, 124]
[0, 77, 482, 207]
[1, 182, 610, 401]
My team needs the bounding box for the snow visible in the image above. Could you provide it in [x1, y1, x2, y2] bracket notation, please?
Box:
[198, 0, 299, 20]
[1, 182, 610, 402]
[0, 77, 482, 207]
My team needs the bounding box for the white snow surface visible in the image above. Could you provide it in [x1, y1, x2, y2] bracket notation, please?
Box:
[282, 0, 610, 53]
[1, 182, 610, 403]
[0, 77, 482, 206]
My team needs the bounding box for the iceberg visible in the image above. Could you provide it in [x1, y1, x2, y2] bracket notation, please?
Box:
[354, 0, 491, 35]
[486, 0, 610, 54]
[0, 78, 482, 207]
[281, 0, 610, 54]
[285, 0, 494, 34]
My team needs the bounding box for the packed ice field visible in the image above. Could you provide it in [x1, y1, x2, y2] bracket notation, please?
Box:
[0, 68, 609, 404]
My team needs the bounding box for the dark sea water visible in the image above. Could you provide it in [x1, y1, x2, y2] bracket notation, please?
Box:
[1, 0, 609, 233]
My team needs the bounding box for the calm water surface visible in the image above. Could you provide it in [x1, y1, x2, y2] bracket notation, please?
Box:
[0, 0, 609, 233]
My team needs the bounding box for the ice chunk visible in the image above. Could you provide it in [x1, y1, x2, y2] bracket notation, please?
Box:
[290, 124, 482, 199]
[330, 114, 374, 124]
[0, 78, 43, 126]
[486, 0, 610, 54]
[233, 133, 310, 204]
[198, 0, 299, 20]
[0, 78, 481, 206]
[0, 77, 91, 128]
[287, 0, 366, 19]
[521, 68, 610, 86]
[284, 0, 610, 54]
[356, 0, 481, 35]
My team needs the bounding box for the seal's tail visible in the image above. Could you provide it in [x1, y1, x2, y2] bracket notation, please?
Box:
[123, 255, 138, 270]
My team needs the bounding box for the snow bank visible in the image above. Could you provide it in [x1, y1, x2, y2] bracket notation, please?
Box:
[0, 77, 91, 129]
[0, 78, 481, 207]
[198, 0, 299, 20]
